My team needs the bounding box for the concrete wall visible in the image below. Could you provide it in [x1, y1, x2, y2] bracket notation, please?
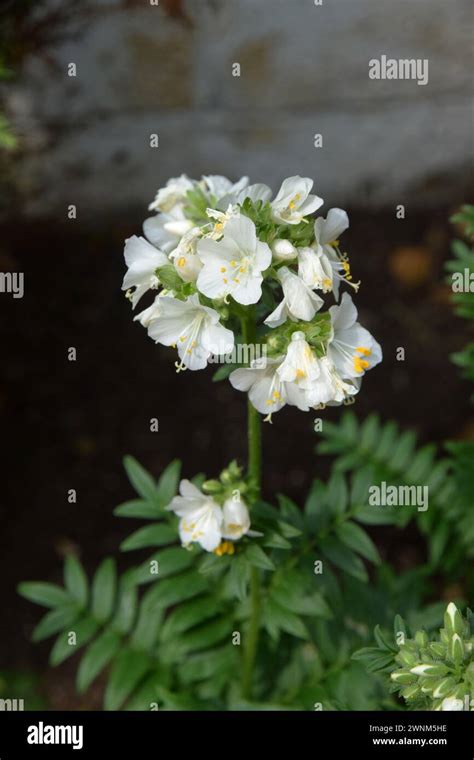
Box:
[3, 0, 473, 218]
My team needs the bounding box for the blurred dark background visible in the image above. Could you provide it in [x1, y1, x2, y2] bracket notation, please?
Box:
[0, 0, 472, 708]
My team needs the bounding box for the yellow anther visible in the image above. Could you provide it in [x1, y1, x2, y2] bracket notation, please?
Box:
[356, 346, 371, 357]
[353, 356, 370, 373]
[177, 256, 186, 267]
[296, 368, 306, 379]
[220, 266, 227, 273]
[323, 278, 332, 289]
[230, 260, 237, 267]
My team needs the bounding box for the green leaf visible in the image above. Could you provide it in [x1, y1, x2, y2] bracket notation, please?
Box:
[114, 499, 164, 520]
[77, 629, 122, 693]
[321, 538, 368, 582]
[64, 556, 88, 608]
[226, 555, 251, 602]
[245, 544, 275, 571]
[131, 605, 163, 652]
[336, 521, 380, 564]
[18, 582, 71, 609]
[123, 456, 157, 501]
[32, 605, 81, 642]
[120, 524, 177, 552]
[156, 460, 181, 506]
[104, 649, 151, 710]
[49, 616, 99, 666]
[179, 617, 233, 653]
[144, 569, 208, 609]
[91, 558, 116, 622]
[133, 547, 195, 585]
[264, 597, 309, 640]
[277, 494, 304, 530]
[327, 471, 348, 517]
[161, 596, 220, 641]
[113, 584, 138, 635]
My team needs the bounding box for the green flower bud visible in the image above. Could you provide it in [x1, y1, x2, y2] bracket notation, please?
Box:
[432, 677, 457, 699]
[391, 670, 415, 685]
[429, 642, 446, 658]
[202, 479, 222, 494]
[415, 630, 429, 648]
[444, 603, 464, 636]
[400, 684, 420, 700]
[450, 634, 464, 666]
[410, 663, 449, 678]
[398, 649, 418, 667]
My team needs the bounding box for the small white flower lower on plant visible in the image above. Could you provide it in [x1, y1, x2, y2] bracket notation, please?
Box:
[197, 214, 271, 305]
[306, 355, 359, 407]
[167, 480, 223, 552]
[143, 205, 194, 254]
[222, 497, 251, 540]
[122, 235, 169, 307]
[147, 293, 234, 371]
[328, 293, 382, 378]
[271, 238, 298, 262]
[271, 176, 323, 225]
[148, 174, 195, 214]
[264, 267, 323, 327]
[237, 183, 272, 205]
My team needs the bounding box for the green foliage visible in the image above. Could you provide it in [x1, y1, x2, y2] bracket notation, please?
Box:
[445, 204, 474, 382]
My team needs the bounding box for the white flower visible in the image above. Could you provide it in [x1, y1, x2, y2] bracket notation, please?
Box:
[264, 267, 323, 328]
[328, 293, 382, 379]
[271, 238, 298, 262]
[305, 355, 359, 407]
[122, 235, 169, 307]
[297, 245, 334, 293]
[205, 205, 240, 240]
[277, 332, 359, 410]
[222, 497, 251, 540]
[196, 214, 271, 305]
[202, 175, 249, 208]
[148, 174, 195, 213]
[440, 697, 464, 711]
[271, 176, 323, 225]
[167, 480, 223, 552]
[143, 205, 194, 254]
[134, 293, 168, 328]
[237, 183, 272, 205]
[170, 226, 203, 283]
[230, 358, 289, 415]
[277, 331, 320, 392]
[314, 208, 349, 256]
[147, 293, 234, 371]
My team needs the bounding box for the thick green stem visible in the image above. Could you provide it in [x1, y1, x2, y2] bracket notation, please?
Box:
[240, 310, 262, 700]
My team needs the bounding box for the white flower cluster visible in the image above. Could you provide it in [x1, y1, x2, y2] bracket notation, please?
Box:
[122, 173, 382, 419]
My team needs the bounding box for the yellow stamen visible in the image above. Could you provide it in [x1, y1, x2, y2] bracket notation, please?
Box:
[177, 256, 186, 267]
[356, 346, 371, 357]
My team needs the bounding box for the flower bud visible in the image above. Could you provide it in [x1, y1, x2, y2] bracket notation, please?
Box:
[202, 479, 222, 494]
[433, 677, 457, 699]
[271, 239, 298, 262]
[410, 663, 449, 678]
[444, 602, 464, 636]
[390, 670, 415, 685]
[450, 633, 464, 665]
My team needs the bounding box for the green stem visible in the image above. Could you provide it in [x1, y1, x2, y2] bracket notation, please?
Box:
[240, 309, 262, 700]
